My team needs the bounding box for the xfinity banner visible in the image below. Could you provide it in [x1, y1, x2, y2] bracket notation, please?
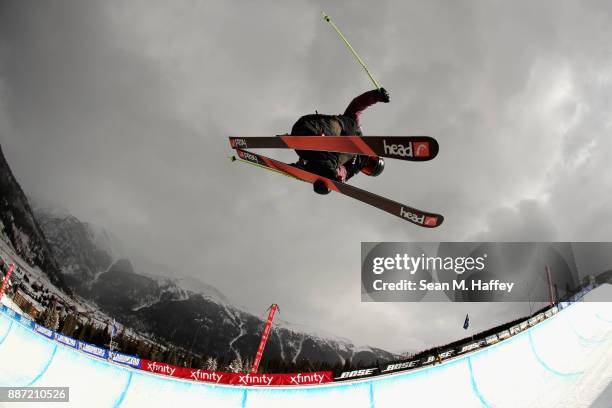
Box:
[362, 242, 611, 302]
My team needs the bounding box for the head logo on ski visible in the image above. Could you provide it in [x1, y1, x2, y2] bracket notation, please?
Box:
[229, 12, 443, 228]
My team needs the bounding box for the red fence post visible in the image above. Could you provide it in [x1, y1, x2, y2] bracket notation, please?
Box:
[251, 304, 278, 373]
[545, 265, 555, 306]
[0, 263, 15, 301]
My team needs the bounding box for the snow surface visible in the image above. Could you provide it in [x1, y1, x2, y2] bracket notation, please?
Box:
[0, 285, 610, 407]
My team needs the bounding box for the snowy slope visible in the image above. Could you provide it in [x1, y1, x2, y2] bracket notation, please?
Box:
[29, 209, 395, 365]
[0, 284, 610, 407]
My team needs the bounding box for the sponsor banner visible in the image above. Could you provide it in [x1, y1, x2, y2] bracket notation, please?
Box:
[552, 306, 558, 314]
[457, 340, 483, 355]
[139, 360, 228, 384]
[419, 355, 437, 366]
[497, 330, 511, 341]
[380, 350, 454, 375]
[110, 351, 140, 368]
[380, 359, 421, 374]
[544, 309, 553, 318]
[335, 367, 379, 381]
[227, 372, 333, 387]
[185, 368, 229, 384]
[485, 335, 499, 345]
[4, 308, 15, 319]
[18, 317, 34, 329]
[79, 342, 108, 359]
[34, 324, 54, 339]
[0, 304, 5, 313]
[140, 359, 179, 377]
[519, 321, 529, 331]
[229, 373, 282, 387]
[428, 350, 452, 366]
[55, 333, 78, 349]
[139, 360, 332, 386]
[509, 324, 522, 336]
[281, 371, 333, 386]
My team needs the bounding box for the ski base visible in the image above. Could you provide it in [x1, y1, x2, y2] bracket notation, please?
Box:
[229, 136, 438, 162]
[233, 149, 443, 228]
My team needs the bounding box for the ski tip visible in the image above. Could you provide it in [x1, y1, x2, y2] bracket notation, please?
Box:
[422, 214, 444, 228]
[229, 156, 237, 162]
[428, 137, 440, 160]
[321, 11, 330, 21]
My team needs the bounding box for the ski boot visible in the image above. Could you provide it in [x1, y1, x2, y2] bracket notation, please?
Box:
[313, 179, 331, 195]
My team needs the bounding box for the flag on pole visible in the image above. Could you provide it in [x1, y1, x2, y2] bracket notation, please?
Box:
[463, 314, 470, 330]
[111, 319, 117, 337]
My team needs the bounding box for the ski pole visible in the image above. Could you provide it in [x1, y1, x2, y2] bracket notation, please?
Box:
[230, 156, 302, 182]
[321, 11, 381, 90]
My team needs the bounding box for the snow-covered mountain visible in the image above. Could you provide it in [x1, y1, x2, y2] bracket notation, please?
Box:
[32, 210, 396, 366]
[0, 144, 395, 366]
[0, 145, 68, 292]
[33, 210, 114, 295]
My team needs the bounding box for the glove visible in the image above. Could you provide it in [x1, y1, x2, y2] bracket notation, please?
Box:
[377, 88, 390, 103]
[335, 164, 348, 182]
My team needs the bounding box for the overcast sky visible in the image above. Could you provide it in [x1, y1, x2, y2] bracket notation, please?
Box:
[1, 1, 611, 353]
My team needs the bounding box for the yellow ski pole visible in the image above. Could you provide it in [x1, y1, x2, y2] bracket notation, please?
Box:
[321, 11, 381, 90]
[229, 156, 303, 182]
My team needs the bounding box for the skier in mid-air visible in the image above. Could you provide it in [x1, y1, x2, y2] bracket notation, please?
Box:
[290, 87, 390, 194]
[228, 13, 443, 227]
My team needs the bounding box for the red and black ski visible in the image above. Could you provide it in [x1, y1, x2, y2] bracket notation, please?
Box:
[229, 136, 438, 162]
[233, 149, 443, 228]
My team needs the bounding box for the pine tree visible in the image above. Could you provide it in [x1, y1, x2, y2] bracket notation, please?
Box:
[228, 353, 243, 373]
[43, 298, 59, 331]
[149, 346, 161, 361]
[60, 314, 80, 336]
[136, 340, 149, 358]
[116, 328, 127, 350]
[204, 356, 218, 371]
[167, 349, 178, 366]
[78, 321, 93, 342]
[242, 357, 252, 373]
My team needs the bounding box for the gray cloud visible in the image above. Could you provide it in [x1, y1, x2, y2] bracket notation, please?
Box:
[468, 200, 558, 241]
[1, 0, 611, 351]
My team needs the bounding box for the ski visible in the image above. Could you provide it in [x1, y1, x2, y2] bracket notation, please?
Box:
[232, 149, 443, 228]
[229, 136, 438, 162]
